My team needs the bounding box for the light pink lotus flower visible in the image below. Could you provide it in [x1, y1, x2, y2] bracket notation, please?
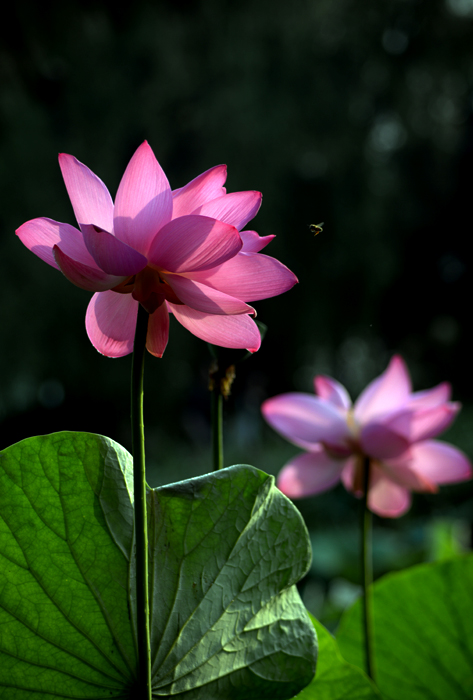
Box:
[17, 142, 297, 358]
[262, 356, 472, 517]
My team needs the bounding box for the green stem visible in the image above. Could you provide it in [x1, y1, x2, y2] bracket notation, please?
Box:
[361, 455, 375, 682]
[131, 303, 152, 698]
[211, 385, 224, 471]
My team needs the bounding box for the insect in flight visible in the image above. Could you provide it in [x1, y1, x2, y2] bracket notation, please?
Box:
[309, 222, 324, 236]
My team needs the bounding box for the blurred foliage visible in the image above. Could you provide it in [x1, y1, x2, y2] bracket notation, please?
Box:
[336, 554, 473, 698]
[1, 0, 472, 621]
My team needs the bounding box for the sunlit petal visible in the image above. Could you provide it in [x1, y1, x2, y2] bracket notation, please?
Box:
[148, 215, 242, 272]
[85, 291, 138, 358]
[169, 304, 261, 351]
[190, 252, 298, 301]
[277, 447, 347, 498]
[401, 440, 472, 485]
[59, 153, 114, 232]
[191, 191, 262, 231]
[239, 230, 275, 252]
[53, 246, 124, 292]
[114, 141, 172, 255]
[16, 218, 97, 269]
[146, 303, 169, 357]
[367, 465, 412, 518]
[380, 457, 438, 492]
[386, 403, 461, 442]
[164, 275, 253, 315]
[262, 393, 351, 450]
[314, 376, 352, 410]
[82, 224, 148, 276]
[354, 355, 411, 424]
[407, 382, 452, 409]
[172, 165, 227, 219]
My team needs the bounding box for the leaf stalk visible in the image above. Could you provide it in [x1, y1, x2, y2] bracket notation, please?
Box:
[211, 387, 224, 471]
[361, 455, 375, 682]
[131, 303, 152, 698]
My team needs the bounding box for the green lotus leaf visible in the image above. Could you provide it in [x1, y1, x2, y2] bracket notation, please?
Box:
[0, 432, 316, 699]
[336, 555, 473, 699]
[293, 614, 380, 699]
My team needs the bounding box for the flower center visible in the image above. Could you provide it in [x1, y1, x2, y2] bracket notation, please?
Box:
[112, 266, 183, 314]
[346, 408, 360, 440]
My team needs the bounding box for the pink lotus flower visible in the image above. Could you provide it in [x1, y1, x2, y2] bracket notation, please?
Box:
[17, 142, 297, 358]
[262, 356, 472, 517]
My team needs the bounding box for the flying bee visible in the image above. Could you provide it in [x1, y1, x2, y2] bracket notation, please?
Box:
[309, 222, 324, 236]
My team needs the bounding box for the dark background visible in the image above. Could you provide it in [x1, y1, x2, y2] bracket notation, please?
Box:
[1, 0, 472, 625]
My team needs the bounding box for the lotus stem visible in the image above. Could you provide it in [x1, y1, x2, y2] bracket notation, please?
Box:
[131, 303, 152, 698]
[209, 356, 235, 471]
[361, 455, 375, 682]
[210, 371, 224, 471]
